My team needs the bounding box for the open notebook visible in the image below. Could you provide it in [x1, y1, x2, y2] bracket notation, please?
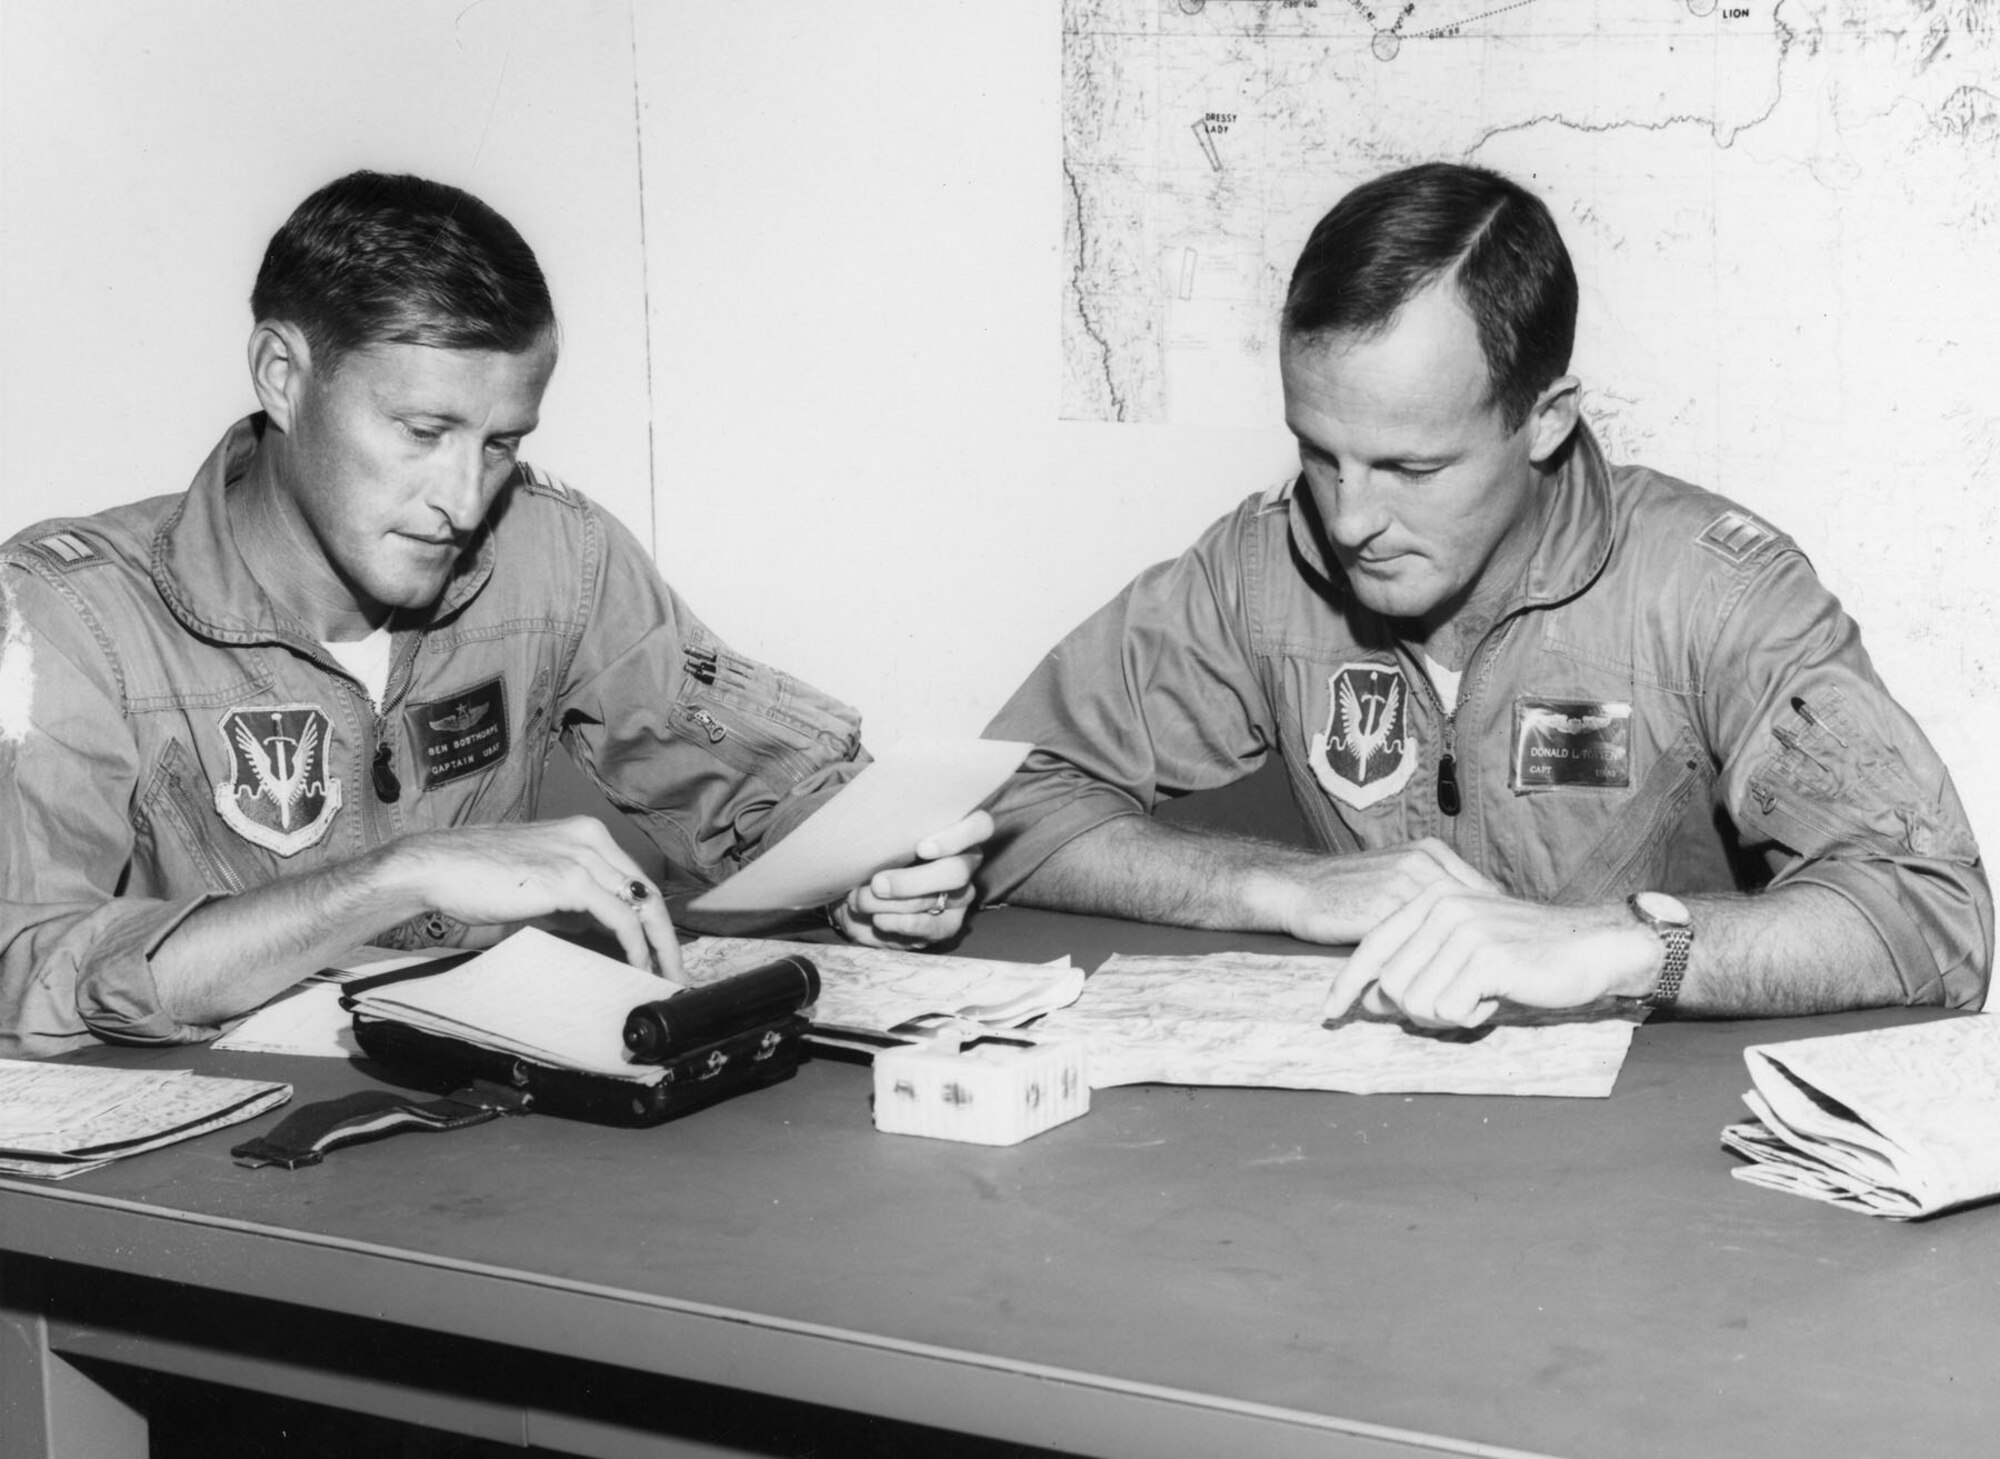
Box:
[343, 928, 682, 1083]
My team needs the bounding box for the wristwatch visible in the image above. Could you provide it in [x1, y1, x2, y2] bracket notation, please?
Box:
[1628, 892, 1693, 1008]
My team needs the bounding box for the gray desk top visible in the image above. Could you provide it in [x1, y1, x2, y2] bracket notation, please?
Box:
[2, 909, 1992, 1458]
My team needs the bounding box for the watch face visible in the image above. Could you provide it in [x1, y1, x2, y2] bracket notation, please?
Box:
[1635, 890, 1691, 926]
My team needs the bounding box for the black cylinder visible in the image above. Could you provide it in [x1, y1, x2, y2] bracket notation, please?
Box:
[623, 955, 820, 1063]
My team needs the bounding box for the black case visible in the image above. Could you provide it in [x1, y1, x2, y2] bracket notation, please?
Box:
[343, 953, 819, 1128]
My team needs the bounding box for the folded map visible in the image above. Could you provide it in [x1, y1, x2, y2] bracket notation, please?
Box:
[1723, 1014, 2000, 1219]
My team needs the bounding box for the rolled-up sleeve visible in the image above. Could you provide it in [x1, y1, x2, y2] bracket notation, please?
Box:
[979, 502, 1278, 899]
[553, 504, 866, 885]
[1706, 550, 1991, 1007]
[0, 568, 222, 1056]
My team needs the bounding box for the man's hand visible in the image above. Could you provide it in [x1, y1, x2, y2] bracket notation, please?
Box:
[385, 817, 683, 978]
[1272, 837, 1498, 946]
[1322, 882, 1658, 1027]
[832, 810, 994, 949]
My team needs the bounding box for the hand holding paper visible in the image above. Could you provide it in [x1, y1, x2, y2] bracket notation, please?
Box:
[833, 806, 994, 948]
[689, 739, 1030, 947]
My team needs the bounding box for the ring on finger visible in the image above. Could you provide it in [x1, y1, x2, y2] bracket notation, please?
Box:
[618, 879, 651, 908]
[928, 891, 950, 916]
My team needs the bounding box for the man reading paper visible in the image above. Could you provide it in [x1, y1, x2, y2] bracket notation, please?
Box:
[977, 162, 1989, 1026]
[0, 171, 987, 1058]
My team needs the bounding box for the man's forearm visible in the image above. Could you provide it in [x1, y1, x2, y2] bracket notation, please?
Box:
[152, 846, 428, 1025]
[1028, 822, 1917, 1019]
[1670, 883, 1907, 1015]
[1006, 815, 1482, 945]
[1007, 816, 1288, 928]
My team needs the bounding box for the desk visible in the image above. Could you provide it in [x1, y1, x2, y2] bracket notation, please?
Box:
[2, 909, 1994, 1458]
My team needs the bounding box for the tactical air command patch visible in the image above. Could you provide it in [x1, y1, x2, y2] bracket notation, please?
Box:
[1309, 662, 1418, 809]
[213, 704, 344, 856]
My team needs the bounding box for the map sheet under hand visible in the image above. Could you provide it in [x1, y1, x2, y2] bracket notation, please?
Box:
[679, 936, 1083, 1042]
[1027, 953, 1644, 1097]
[1722, 1014, 2000, 1219]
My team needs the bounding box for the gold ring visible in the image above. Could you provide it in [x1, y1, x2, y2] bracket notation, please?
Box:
[619, 879, 649, 907]
[929, 891, 949, 916]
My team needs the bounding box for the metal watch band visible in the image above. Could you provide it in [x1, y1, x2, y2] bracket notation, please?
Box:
[1646, 925, 1691, 1008]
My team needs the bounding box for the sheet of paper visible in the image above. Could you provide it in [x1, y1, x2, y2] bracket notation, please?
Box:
[680, 935, 1083, 1034]
[214, 982, 361, 1058]
[1029, 952, 1643, 1097]
[1725, 1014, 2000, 1218]
[216, 945, 463, 1057]
[686, 738, 1032, 913]
[345, 927, 681, 1081]
[0, 1153, 111, 1180]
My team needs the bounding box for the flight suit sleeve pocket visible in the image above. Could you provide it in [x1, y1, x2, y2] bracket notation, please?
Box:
[1742, 686, 1976, 861]
[670, 644, 862, 788]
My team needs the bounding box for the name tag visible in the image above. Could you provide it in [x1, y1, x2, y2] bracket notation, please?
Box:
[1512, 698, 1632, 790]
[405, 677, 511, 790]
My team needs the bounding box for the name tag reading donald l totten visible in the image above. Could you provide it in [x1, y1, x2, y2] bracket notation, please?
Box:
[1512, 698, 1632, 791]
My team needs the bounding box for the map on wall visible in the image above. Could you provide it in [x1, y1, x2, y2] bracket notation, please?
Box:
[1061, 0, 2000, 742]
[1063, 0, 1999, 433]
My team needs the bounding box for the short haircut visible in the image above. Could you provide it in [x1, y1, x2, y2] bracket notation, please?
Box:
[251, 171, 555, 372]
[1282, 162, 1577, 432]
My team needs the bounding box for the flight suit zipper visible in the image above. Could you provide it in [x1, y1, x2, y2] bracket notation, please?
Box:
[1412, 618, 1516, 843]
[367, 630, 424, 816]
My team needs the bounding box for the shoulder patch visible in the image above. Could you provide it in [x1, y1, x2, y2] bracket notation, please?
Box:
[1695, 510, 1776, 563]
[1257, 475, 1298, 511]
[23, 530, 105, 570]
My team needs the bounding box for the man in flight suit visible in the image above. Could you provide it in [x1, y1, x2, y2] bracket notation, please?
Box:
[0, 170, 987, 1057]
[979, 162, 1989, 1025]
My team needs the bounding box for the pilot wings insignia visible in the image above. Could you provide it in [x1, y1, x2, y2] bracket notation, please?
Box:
[428, 701, 489, 734]
[1521, 706, 1614, 737]
[1309, 663, 1418, 810]
[214, 704, 344, 857]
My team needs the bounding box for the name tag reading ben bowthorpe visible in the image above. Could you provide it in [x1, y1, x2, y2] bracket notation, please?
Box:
[406, 677, 511, 790]
[1512, 698, 1632, 791]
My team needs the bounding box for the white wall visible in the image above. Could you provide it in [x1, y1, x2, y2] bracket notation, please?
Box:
[4, 0, 1994, 889]
[633, 4, 1295, 745]
[0, 0, 652, 542]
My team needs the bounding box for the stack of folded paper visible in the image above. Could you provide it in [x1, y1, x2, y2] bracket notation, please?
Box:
[0, 1060, 290, 1180]
[1722, 1014, 2000, 1219]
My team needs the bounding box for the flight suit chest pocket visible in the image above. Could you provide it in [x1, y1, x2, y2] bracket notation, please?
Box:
[1549, 725, 1708, 904]
[136, 737, 273, 895]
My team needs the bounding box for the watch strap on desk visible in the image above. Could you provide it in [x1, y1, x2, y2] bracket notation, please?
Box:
[230, 1081, 532, 1170]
